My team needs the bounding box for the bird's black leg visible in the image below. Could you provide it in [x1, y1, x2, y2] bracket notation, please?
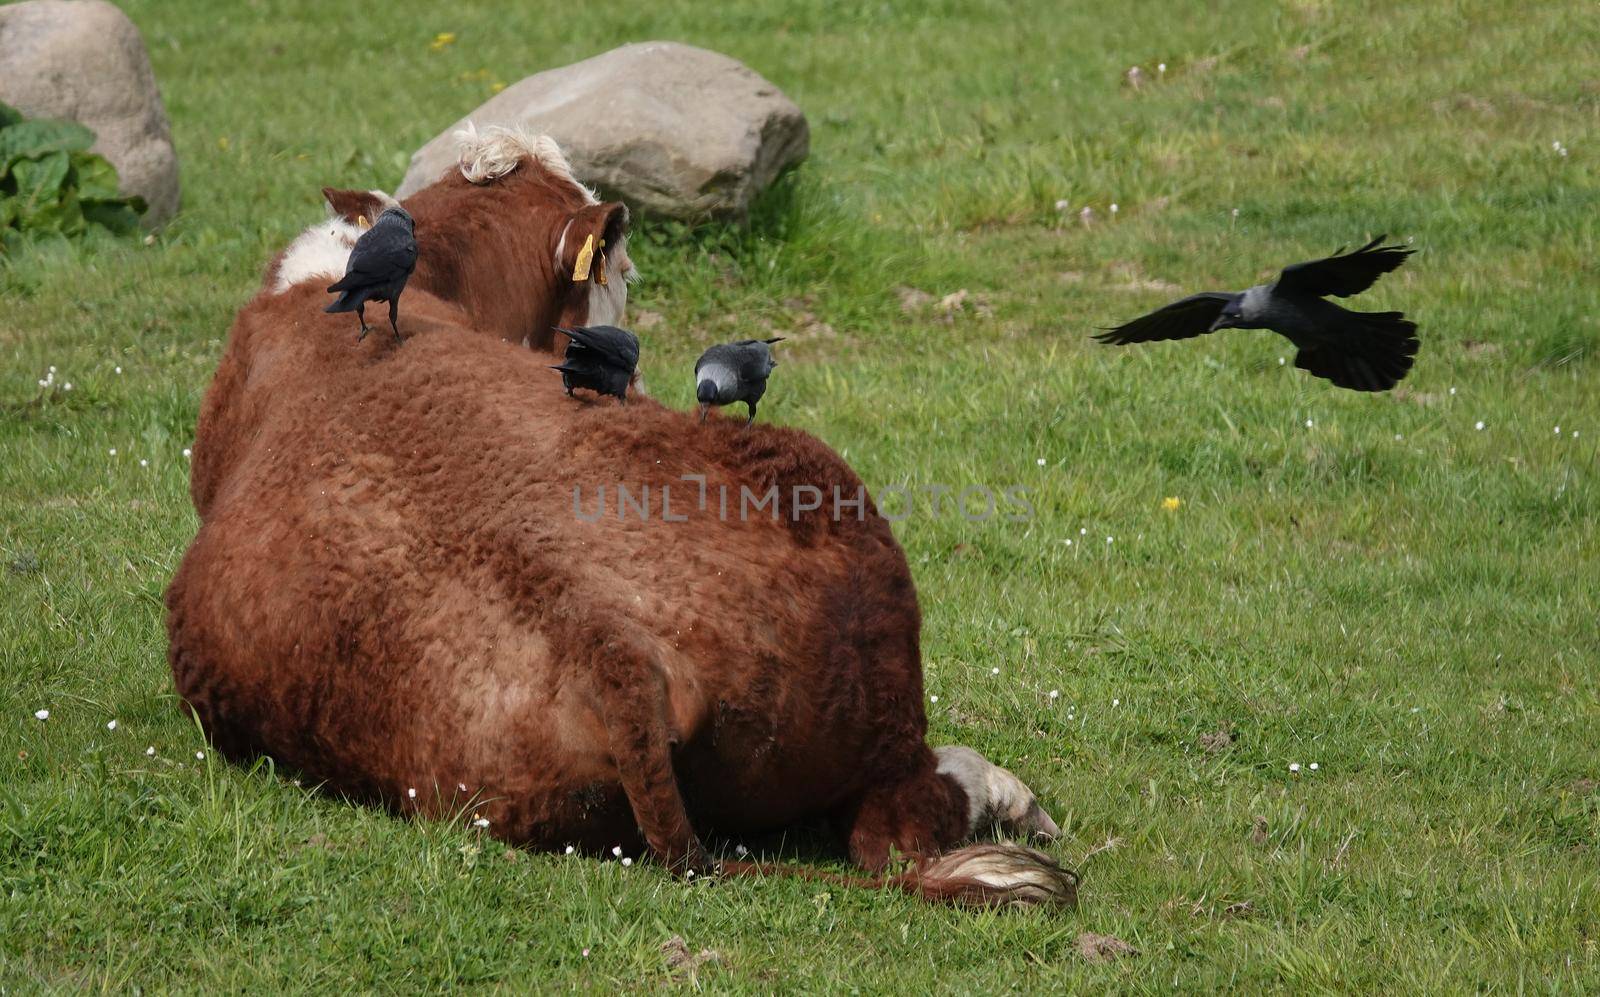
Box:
[389, 295, 403, 343]
[355, 302, 370, 342]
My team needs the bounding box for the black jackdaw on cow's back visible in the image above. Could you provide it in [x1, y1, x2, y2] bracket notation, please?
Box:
[552, 325, 640, 403]
[325, 205, 418, 343]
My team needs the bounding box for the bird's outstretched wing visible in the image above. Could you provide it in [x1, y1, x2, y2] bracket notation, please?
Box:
[1094, 292, 1234, 345]
[1276, 236, 1412, 299]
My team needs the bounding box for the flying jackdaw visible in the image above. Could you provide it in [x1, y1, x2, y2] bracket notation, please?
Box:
[695, 338, 783, 426]
[552, 325, 640, 403]
[1096, 237, 1419, 391]
[326, 205, 418, 343]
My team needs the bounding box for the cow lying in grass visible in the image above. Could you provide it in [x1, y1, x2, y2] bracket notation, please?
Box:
[166, 126, 1077, 907]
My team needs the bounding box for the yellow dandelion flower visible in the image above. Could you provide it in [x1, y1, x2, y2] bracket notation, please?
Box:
[217, 136, 230, 151]
[491, 82, 507, 94]
[430, 32, 457, 52]
[1162, 496, 1182, 511]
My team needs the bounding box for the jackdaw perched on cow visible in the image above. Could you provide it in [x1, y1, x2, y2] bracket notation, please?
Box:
[552, 324, 640, 403]
[324, 205, 418, 342]
[695, 338, 783, 425]
[1096, 236, 1419, 391]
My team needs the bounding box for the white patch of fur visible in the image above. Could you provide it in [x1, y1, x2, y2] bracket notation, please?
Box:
[919, 844, 1077, 905]
[453, 122, 597, 204]
[272, 189, 398, 293]
[935, 746, 1060, 841]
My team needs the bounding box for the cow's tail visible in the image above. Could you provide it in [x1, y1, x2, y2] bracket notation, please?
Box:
[719, 843, 1078, 908]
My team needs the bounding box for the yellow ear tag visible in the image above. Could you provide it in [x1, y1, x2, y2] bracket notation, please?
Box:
[357, 216, 372, 231]
[596, 250, 608, 286]
[572, 233, 595, 282]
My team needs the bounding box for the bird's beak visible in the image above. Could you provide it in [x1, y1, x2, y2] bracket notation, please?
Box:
[698, 404, 709, 425]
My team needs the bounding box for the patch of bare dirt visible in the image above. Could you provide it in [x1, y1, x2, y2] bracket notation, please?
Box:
[662, 935, 723, 980]
[631, 309, 664, 331]
[1391, 385, 1442, 407]
[1250, 816, 1270, 847]
[1076, 932, 1138, 963]
[1198, 728, 1234, 754]
[1568, 778, 1599, 796]
[1462, 339, 1502, 359]
[897, 286, 933, 313]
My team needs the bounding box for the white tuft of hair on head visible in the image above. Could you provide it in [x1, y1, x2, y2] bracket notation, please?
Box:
[453, 122, 597, 203]
[272, 189, 400, 293]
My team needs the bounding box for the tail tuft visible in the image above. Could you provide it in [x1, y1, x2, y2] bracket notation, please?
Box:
[895, 843, 1079, 908]
[1296, 312, 1419, 391]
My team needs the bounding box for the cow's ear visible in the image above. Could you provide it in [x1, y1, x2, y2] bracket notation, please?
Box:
[322, 187, 392, 227]
[559, 201, 629, 284]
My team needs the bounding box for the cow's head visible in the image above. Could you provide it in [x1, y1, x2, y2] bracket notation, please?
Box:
[322, 125, 636, 352]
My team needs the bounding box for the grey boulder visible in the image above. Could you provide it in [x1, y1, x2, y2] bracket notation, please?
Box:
[398, 41, 808, 222]
[0, 0, 180, 225]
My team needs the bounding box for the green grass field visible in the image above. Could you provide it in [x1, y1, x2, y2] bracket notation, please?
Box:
[4, 0, 1598, 990]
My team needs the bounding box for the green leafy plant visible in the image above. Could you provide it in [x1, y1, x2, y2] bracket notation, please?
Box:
[0, 100, 146, 247]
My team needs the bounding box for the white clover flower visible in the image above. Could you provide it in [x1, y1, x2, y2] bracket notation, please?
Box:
[1080, 527, 1088, 535]
[63, 383, 73, 391]
[1309, 762, 1319, 771]
[195, 750, 205, 760]
[1036, 457, 1046, 466]
[1106, 536, 1113, 544]
[1054, 199, 1070, 212]
[1289, 763, 1301, 773]
[457, 782, 466, 792]
[620, 856, 632, 867]
[1554, 426, 1561, 434]
[565, 845, 575, 855]
[108, 448, 117, 456]
[929, 694, 939, 703]
[735, 844, 749, 857]
[407, 787, 416, 799]
[1231, 208, 1240, 218]
[1158, 62, 1167, 73]
[1449, 386, 1457, 395]
[1064, 538, 1072, 546]
[612, 845, 623, 857]
[1278, 357, 1286, 365]
[1109, 203, 1119, 214]
[106, 720, 118, 730]
[1049, 690, 1060, 700]
[34, 709, 49, 721]
[1112, 698, 1120, 706]
[182, 448, 192, 459]
[146, 746, 156, 756]
[473, 817, 490, 828]
[139, 459, 149, 468]
[581, 948, 590, 958]
[1395, 433, 1403, 441]
[1475, 421, 1485, 431]
[114, 366, 123, 374]
[1305, 419, 1314, 428]
[990, 667, 1000, 675]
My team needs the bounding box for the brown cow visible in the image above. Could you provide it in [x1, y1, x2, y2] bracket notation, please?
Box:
[166, 126, 1077, 907]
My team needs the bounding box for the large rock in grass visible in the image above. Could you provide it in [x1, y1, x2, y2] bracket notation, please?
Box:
[398, 41, 808, 222]
[0, 0, 180, 225]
